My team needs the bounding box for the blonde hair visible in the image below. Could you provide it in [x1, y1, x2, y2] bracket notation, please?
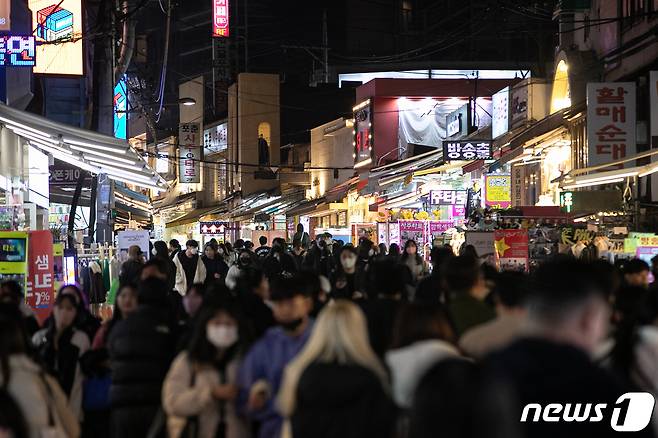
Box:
[277, 300, 389, 416]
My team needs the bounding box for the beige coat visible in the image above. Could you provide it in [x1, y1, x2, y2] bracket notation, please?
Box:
[162, 351, 249, 438]
[1, 354, 80, 438]
[173, 253, 207, 295]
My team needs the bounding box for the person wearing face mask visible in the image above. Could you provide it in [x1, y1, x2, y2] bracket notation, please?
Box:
[173, 240, 207, 296]
[202, 244, 229, 286]
[330, 247, 365, 301]
[225, 250, 254, 290]
[33, 293, 91, 420]
[400, 240, 429, 288]
[163, 300, 250, 438]
[238, 275, 314, 438]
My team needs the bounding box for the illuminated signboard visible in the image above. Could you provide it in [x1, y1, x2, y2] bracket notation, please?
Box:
[492, 86, 510, 139]
[429, 190, 468, 206]
[113, 77, 127, 139]
[213, 0, 229, 37]
[353, 99, 373, 168]
[560, 191, 573, 213]
[178, 123, 202, 183]
[0, 0, 10, 31]
[203, 122, 227, 155]
[29, 0, 83, 75]
[0, 36, 36, 67]
[442, 141, 492, 161]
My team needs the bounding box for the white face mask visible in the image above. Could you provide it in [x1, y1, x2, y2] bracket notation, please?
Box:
[217, 248, 224, 255]
[189, 248, 198, 255]
[206, 324, 238, 348]
[152, 248, 158, 256]
[368, 249, 375, 257]
[342, 256, 357, 270]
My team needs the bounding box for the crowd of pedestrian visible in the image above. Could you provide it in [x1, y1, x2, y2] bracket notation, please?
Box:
[2, 226, 658, 438]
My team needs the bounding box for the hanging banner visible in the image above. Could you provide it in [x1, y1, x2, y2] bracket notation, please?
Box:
[586, 82, 636, 169]
[485, 174, 511, 209]
[26, 231, 54, 324]
[399, 220, 424, 247]
[429, 221, 453, 235]
[494, 229, 529, 272]
[116, 229, 150, 263]
[178, 122, 202, 183]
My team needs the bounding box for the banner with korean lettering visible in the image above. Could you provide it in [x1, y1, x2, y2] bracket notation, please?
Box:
[429, 190, 468, 206]
[586, 83, 636, 168]
[494, 229, 529, 272]
[213, 0, 229, 37]
[485, 174, 511, 209]
[178, 122, 202, 183]
[26, 230, 54, 324]
[399, 220, 425, 247]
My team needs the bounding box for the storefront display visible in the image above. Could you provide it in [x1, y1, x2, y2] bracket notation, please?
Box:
[399, 220, 424, 247]
[352, 223, 377, 245]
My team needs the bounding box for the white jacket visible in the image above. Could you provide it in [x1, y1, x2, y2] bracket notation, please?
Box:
[385, 339, 460, 409]
[0, 354, 80, 438]
[173, 252, 207, 295]
[162, 352, 249, 438]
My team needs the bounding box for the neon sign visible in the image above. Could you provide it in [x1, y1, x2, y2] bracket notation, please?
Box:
[213, 0, 229, 37]
[0, 36, 36, 67]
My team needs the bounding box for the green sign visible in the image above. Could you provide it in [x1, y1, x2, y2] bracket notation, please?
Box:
[559, 191, 574, 213]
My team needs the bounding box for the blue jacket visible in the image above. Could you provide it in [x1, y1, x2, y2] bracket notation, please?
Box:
[238, 321, 314, 438]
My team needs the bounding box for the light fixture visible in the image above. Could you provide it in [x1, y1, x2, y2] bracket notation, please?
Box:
[69, 145, 138, 164]
[354, 158, 372, 169]
[178, 97, 197, 106]
[29, 140, 72, 155]
[49, 149, 100, 174]
[63, 138, 128, 154]
[9, 127, 60, 144]
[103, 169, 157, 183]
[562, 177, 625, 190]
[0, 117, 53, 138]
[107, 175, 165, 192]
[87, 157, 145, 171]
[638, 164, 658, 178]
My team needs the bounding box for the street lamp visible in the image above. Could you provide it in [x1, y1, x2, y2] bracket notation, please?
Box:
[178, 97, 196, 106]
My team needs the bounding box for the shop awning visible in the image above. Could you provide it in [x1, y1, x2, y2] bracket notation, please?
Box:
[0, 103, 167, 191]
[166, 206, 220, 228]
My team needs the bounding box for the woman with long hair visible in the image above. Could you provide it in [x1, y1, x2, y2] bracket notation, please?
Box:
[163, 300, 250, 438]
[52, 284, 101, 341]
[278, 300, 396, 438]
[92, 283, 138, 350]
[1, 307, 80, 438]
[400, 240, 429, 286]
[32, 294, 91, 420]
[153, 240, 177, 291]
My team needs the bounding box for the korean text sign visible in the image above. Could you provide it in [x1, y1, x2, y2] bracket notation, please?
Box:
[354, 101, 372, 166]
[0, 36, 36, 66]
[443, 141, 492, 161]
[494, 229, 529, 272]
[29, 0, 83, 75]
[26, 230, 54, 324]
[430, 190, 468, 206]
[178, 122, 202, 183]
[213, 0, 229, 37]
[485, 174, 511, 209]
[586, 83, 636, 168]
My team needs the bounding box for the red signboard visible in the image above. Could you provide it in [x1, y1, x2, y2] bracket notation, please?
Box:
[494, 229, 529, 272]
[213, 0, 229, 37]
[26, 230, 54, 324]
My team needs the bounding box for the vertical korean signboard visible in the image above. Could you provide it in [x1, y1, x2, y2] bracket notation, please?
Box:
[26, 230, 54, 324]
[178, 122, 202, 183]
[353, 100, 373, 168]
[492, 87, 510, 139]
[587, 83, 636, 168]
[113, 76, 127, 139]
[213, 0, 229, 37]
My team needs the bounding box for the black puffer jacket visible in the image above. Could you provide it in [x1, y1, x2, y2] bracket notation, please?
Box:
[291, 362, 396, 438]
[107, 305, 175, 411]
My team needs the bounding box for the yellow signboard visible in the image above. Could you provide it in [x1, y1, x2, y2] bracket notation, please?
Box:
[0, 231, 29, 276]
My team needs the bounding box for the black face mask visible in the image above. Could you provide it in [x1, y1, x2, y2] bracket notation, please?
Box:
[279, 317, 304, 332]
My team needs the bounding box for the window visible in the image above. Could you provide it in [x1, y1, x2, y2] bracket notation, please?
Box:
[258, 122, 271, 146]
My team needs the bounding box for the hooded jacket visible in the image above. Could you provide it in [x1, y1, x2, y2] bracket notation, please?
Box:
[289, 362, 396, 438]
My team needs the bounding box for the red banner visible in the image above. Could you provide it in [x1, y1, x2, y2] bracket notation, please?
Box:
[26, 230, 54, 324]
[494, 229, 529, 272]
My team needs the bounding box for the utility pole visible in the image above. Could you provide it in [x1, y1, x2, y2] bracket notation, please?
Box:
[322, 8, 329, 83]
